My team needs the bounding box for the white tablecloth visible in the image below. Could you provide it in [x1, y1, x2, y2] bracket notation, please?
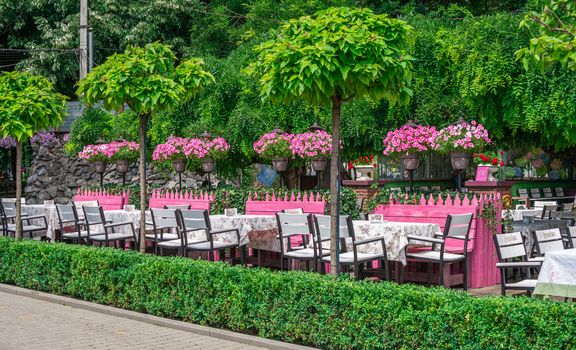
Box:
[533, 249, 576, 298]
[22, 204, 58, 239]
[504, 209, 542, 221]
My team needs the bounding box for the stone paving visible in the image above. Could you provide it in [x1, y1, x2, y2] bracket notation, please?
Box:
[0, 291, 267, 350]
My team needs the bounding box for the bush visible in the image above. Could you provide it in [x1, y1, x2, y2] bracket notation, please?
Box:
[0, 238, 574, 349]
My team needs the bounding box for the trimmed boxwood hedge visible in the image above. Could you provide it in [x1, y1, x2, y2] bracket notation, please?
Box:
[0, 238, 575, 349]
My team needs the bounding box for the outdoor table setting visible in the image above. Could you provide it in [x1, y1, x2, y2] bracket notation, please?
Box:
[21, 203, 59, 239]
[533, 249, 576, 299]
[504, 208, 542, 221]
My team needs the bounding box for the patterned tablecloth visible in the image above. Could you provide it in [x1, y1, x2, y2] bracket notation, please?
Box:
[533, 249, 576, 298]
[22, 204, 58, 239]
[351, 221, 439, 265]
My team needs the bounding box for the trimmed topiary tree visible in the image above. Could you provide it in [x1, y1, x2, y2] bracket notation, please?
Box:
[0, 71, 67, 239]
[77, 42, 214, 252]
[248, 7, 414, 274]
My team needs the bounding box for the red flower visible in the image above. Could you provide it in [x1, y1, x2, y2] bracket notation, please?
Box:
[369, 155, 374, 160]
[373, 163, 377, 168]
[500, 150, 504, 155]
[492, 158, 498, 165]
[348, 162, 353, 170]
[480, 155, 489, 162]
[500, 161, 505, 166]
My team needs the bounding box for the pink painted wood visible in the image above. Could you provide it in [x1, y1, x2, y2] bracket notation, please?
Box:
[73, 188, 129, 210]
[475, 166, 489, 181]
[245, 191, 326, 215]
[373, 193, 500, 288]
[148, 189, 214, 213]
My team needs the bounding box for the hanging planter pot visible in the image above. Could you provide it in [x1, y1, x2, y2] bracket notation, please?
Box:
[116, 159, 130, 173]
[201, 158, 216, 173]
[400, 152, 420, 171]
[172, 158, 186, 173]
[93, 160, 107, 173]
[311, 158, 328, 172]
[450, 151, 470, 170]
[272, 158, 289, 172]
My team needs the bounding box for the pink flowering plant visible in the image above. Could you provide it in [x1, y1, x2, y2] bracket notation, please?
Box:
[109, 141, 139, 161]
[253, 131, 294, 160]
[382, 124, 438, 158]
[153, 136, 230, 163]
[432, 120, 491, 154]
[290, 130, 332, 160]
[78, 140, 140, 162]
[195, 137, 230, 160]
[152, 137, 190, 162]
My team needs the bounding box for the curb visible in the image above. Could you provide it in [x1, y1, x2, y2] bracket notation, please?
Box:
[0, 283, 317, 350]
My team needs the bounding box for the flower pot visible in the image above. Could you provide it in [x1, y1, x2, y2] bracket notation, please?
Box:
[311, 158, 328, 172]
[450, 151, 470, 170]
[400, 152, 420, 171]
[487, 166, 500, 181]
[475, 165, 489, 181]
[354, 165, 374, 181]
[272, 158, 289, 172]
[93, 160, 106, 173]
[172, 159, 186, 173]
[201, 158, 216, 173]
[116, 159, 130, 173]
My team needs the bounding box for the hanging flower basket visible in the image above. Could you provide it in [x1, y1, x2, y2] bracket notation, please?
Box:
[201, 158, 216, 173]
[450, 151, 471, 170]
[311, 158, 328, 172]
[93, 160, 107, 173]
[272, 158, 289, 172]
[400, 152, 420, 171]
[172, 158, 186, 173]
[116, 159, 130, 173]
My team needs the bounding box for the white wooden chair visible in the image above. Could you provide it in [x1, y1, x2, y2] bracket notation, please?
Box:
[56, 204, 92, 243]
[276, 213, 318, 271]
[148, 208, 181, 255]
[406, 213, 474, 290]
[1, 201, 47, 239]
[567, 226, 576, 249]
[530, 188, 542, 199]
[493, 232, 541, 296]
[533, 228, 564, 256]
[83, 205, 137, 248]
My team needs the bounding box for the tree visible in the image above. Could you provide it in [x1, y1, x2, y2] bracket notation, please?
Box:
[248, 7, 414, 274]
[77, 42, 214, 252]
[0, 71, 67, 239]
[518, 0, 576, 71]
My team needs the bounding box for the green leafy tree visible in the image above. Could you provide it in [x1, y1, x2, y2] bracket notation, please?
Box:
[248, 7, 414, 274]
[0, 71, 67, 239]
[77, 42, 214, 252]
[518, 0, 576, 71]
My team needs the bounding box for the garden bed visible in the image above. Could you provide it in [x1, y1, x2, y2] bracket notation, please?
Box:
[0, 238, 574, 349]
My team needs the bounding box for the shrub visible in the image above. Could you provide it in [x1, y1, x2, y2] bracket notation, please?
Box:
[0, 238, 574, 349]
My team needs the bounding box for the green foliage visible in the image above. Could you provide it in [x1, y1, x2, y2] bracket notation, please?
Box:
[0, 71, 67, 141]
[518, 0, 576, 71]
[77, 42, 214, 116]
[367, 187, 474, 212]
[1, 238, 575, 349]
[248, 7, 414, 106]
[64, 107, 114, 156]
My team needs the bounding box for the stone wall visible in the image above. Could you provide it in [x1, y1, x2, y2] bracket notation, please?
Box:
[25, 144, 212, 204]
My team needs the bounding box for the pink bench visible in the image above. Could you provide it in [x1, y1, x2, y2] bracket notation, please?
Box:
[373, 193, 500, 289]
[245, 192, 326, 216]
[73, 189, 129, 210]
[148, 190, 214, 213]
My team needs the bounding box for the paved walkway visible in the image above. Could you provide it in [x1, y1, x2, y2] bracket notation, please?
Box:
[0, 291, 267, 350]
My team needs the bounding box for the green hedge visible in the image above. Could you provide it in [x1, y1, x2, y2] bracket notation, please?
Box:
[1, 238, 574, 349]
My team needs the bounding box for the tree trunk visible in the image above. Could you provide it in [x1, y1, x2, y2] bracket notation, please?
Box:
[138, 114, 147, 252]
[329, 93, 342, 275]
[15, 140, 22, 240]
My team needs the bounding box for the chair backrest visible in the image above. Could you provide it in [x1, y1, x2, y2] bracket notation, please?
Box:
[389, 187, 402, 192]
[518, 188, 529, 197]
[541, 205, 557, 219]
[164, 204, 191, 210]
[276, 213, 314, 252]
[151, 208, 178, 229]
[74, 200, 99, 215]
[177, 209, 209, 232]
[555, 187, 565, 197]
[313, 214, 352, 241]
[431, 186, 441, 191]
[493, 232, 528, 261]
[568, 226, 576, 248]
[1, 200, 16, 217]
[442, 213, 474, 240]
[56, 204, 78, 223]
[530, 188, 542, 199]
[82, 205, 106, 225]
[1, 197, 26, 204]
[562, 203, 574, 212]
[534, 228, 564, 255]
[543, 188, 554, 198]
[282, 208, 304, 214]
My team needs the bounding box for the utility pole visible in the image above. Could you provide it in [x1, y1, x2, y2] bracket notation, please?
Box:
[79, 0, 88, 80]
[88, 30, 94, 72]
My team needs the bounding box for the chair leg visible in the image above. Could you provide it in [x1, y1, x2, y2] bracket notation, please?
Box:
[426, 263, 432, 286]
[354, 263, 360, 280]
[209, 250, 214, 262]
[439, 262, 444, 287]
[287, 258, 292, 271]
[240, 246, 247, 266]
[280, 255, 284, 271]
[463, 258, 468, 291]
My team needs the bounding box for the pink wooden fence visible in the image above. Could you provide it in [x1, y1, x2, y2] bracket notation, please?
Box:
[245, 192, 326, 215]
[148, 189, 214, 213]
[373, 193, 501, 289]
[73, 188, 129, 210]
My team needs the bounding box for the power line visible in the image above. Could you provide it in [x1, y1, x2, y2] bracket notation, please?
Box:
[0, 48, 79, 53]
[0, 50, 79, 70]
